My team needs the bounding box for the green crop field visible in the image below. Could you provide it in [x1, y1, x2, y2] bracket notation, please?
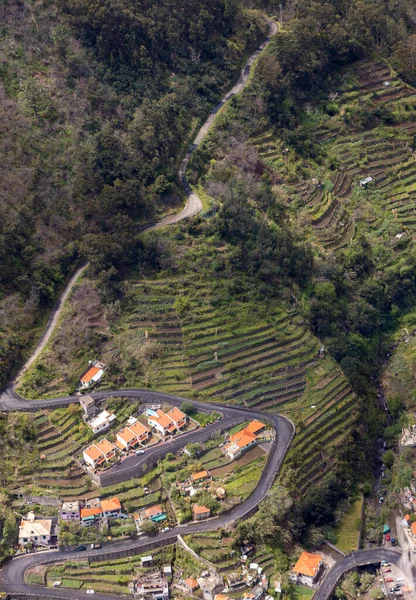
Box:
[334, 497, 363, 554]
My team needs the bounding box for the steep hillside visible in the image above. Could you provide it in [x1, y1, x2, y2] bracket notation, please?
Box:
[0, 0, 265, 389]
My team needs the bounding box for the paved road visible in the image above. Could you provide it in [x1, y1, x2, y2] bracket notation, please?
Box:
[313, 548, 412, 600]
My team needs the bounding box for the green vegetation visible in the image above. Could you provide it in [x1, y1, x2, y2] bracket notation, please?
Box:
[333, 497, 363, 554]
[0, 0, 266, 389]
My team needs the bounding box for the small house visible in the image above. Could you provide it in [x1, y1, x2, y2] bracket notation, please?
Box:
[147, 409, 177, 436]
[243, 585, 265, 600]
[80, 361, 105, 388]
[80, 506, 102, 526]
[144, 505, 166, 522]
[193, 505, 211, 520]
[166, 407, 187, 430]
[185, 578, 199, 592]
[83, 438, 117, 469]
[88, 410, 116, 434]
[141, 555, 154, 567]
[198, 574, 224, 600]
[19, 512, 57, 547]
[60, 501, 81, 522]
[291, 551, 324, 587]
[359, 176, 374, 188]
[117, 421, 150, 450]
[191, 470, 211, 483]
[79, 395, 98, 418]
[101, 497, 122, 518]
[133, 571, 168, 599]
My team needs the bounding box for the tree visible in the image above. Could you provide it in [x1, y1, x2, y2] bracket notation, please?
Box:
[382, 450, 395, 470]
[140, 520, 157, 534]
[180, 401, 196, 415]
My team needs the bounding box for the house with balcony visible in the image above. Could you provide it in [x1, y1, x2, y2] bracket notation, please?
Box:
[223, 420, 266, 461]
[101, 497, 122, 518]
[166, 407, 187, 430]
[83, 438, 117, 469]
[80, 506, 103, 526]
[116, 421, 150, 450]
[147, 409, 177, 436]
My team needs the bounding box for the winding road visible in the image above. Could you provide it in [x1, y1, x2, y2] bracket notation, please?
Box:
[0, 15, 408, 600]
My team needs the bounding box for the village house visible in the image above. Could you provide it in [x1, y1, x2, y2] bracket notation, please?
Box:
[223, 420, 266, 461]
[101, 497, 122, 518]
[214, 596, 232, 600]
[191, 470, 211, 484]
[166, 407, 187, 430]
[80, 361, 106, 388]
[19, 512, 58, 547]
[88, 410, 116, 435]
[411, 522, 416, 539]
[60, 501, 81, 522]
[243, 585, 265, 600]
[193, 505, 211, 520]
[116, 421, 150, 450]
[197, 573, 224, 600]
[291, 551, 324, 587]
[185, 578, 199, 592]
[143, 505, 166, 523]
[83, 438, 117, 469]
[141, 556, 154, 567]
[133, 571, 169, 600]
[79, 395, 98, 419]
[80, 506, 103, 526]
[146, 407, 187, 436]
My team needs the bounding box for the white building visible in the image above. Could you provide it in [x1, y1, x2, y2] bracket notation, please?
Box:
[19, 512, 55, 547]
[88, 410, 116, 434]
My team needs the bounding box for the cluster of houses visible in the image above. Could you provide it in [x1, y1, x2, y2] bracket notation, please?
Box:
[176, 469, 213, 497]
[60, 497, 125, 527]
[80, 403, 189, 472]
[223, 420, 267, 461]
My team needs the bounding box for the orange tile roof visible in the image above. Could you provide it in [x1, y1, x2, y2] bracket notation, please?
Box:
[405, 514, 411, 520]
[81, 506, 102, 519]
[95, 438, 115, 455]
[411, 522, 416, 535]
[130, 421, 150, 437]
[84, 444, 103, 461]
[229, 429, 257, 447]
[191, 470, 209, 481]
[80, 366, 101, 383]
[185, 578, 199, 590]
[244, 420, 266, 435]
[151, 410, 175, 429]
[192, 505, 210, 515]
[114, 440, 125, 450]
[215, 596, 232, 600]
[117, 427, 137, 444]
[293, 552, 322, 577]
[145, 505, 163, 518]
[168, 407, 186, 423]
[101, 497, 121, 513]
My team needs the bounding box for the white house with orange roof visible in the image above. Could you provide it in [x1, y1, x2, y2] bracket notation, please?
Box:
[83, 439, 116, 469]
[223, 420, 266, 460]
[166, 407, 187, 430]
[147, 409, 180, 436]
[192, 505, 211, 520]
[80, 361, 105, 388]
[291, 551, 324, 586]
[101, 497, 122, 518]
[116, 421, 150, 450]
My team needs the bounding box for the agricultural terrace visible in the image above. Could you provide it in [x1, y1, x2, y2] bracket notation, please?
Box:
[29, 537, 294, 598]
[15, 225, 357, 496]
[250, 59, 416, 256]
[32, 545, 175, 595]
[11, 398, 140, 500]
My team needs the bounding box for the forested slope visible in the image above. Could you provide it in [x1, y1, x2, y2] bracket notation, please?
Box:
[0, 0, 265, 387]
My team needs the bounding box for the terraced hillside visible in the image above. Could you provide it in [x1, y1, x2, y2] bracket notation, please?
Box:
[251, 59, 416, 253]
[12, 398, 140, 500]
